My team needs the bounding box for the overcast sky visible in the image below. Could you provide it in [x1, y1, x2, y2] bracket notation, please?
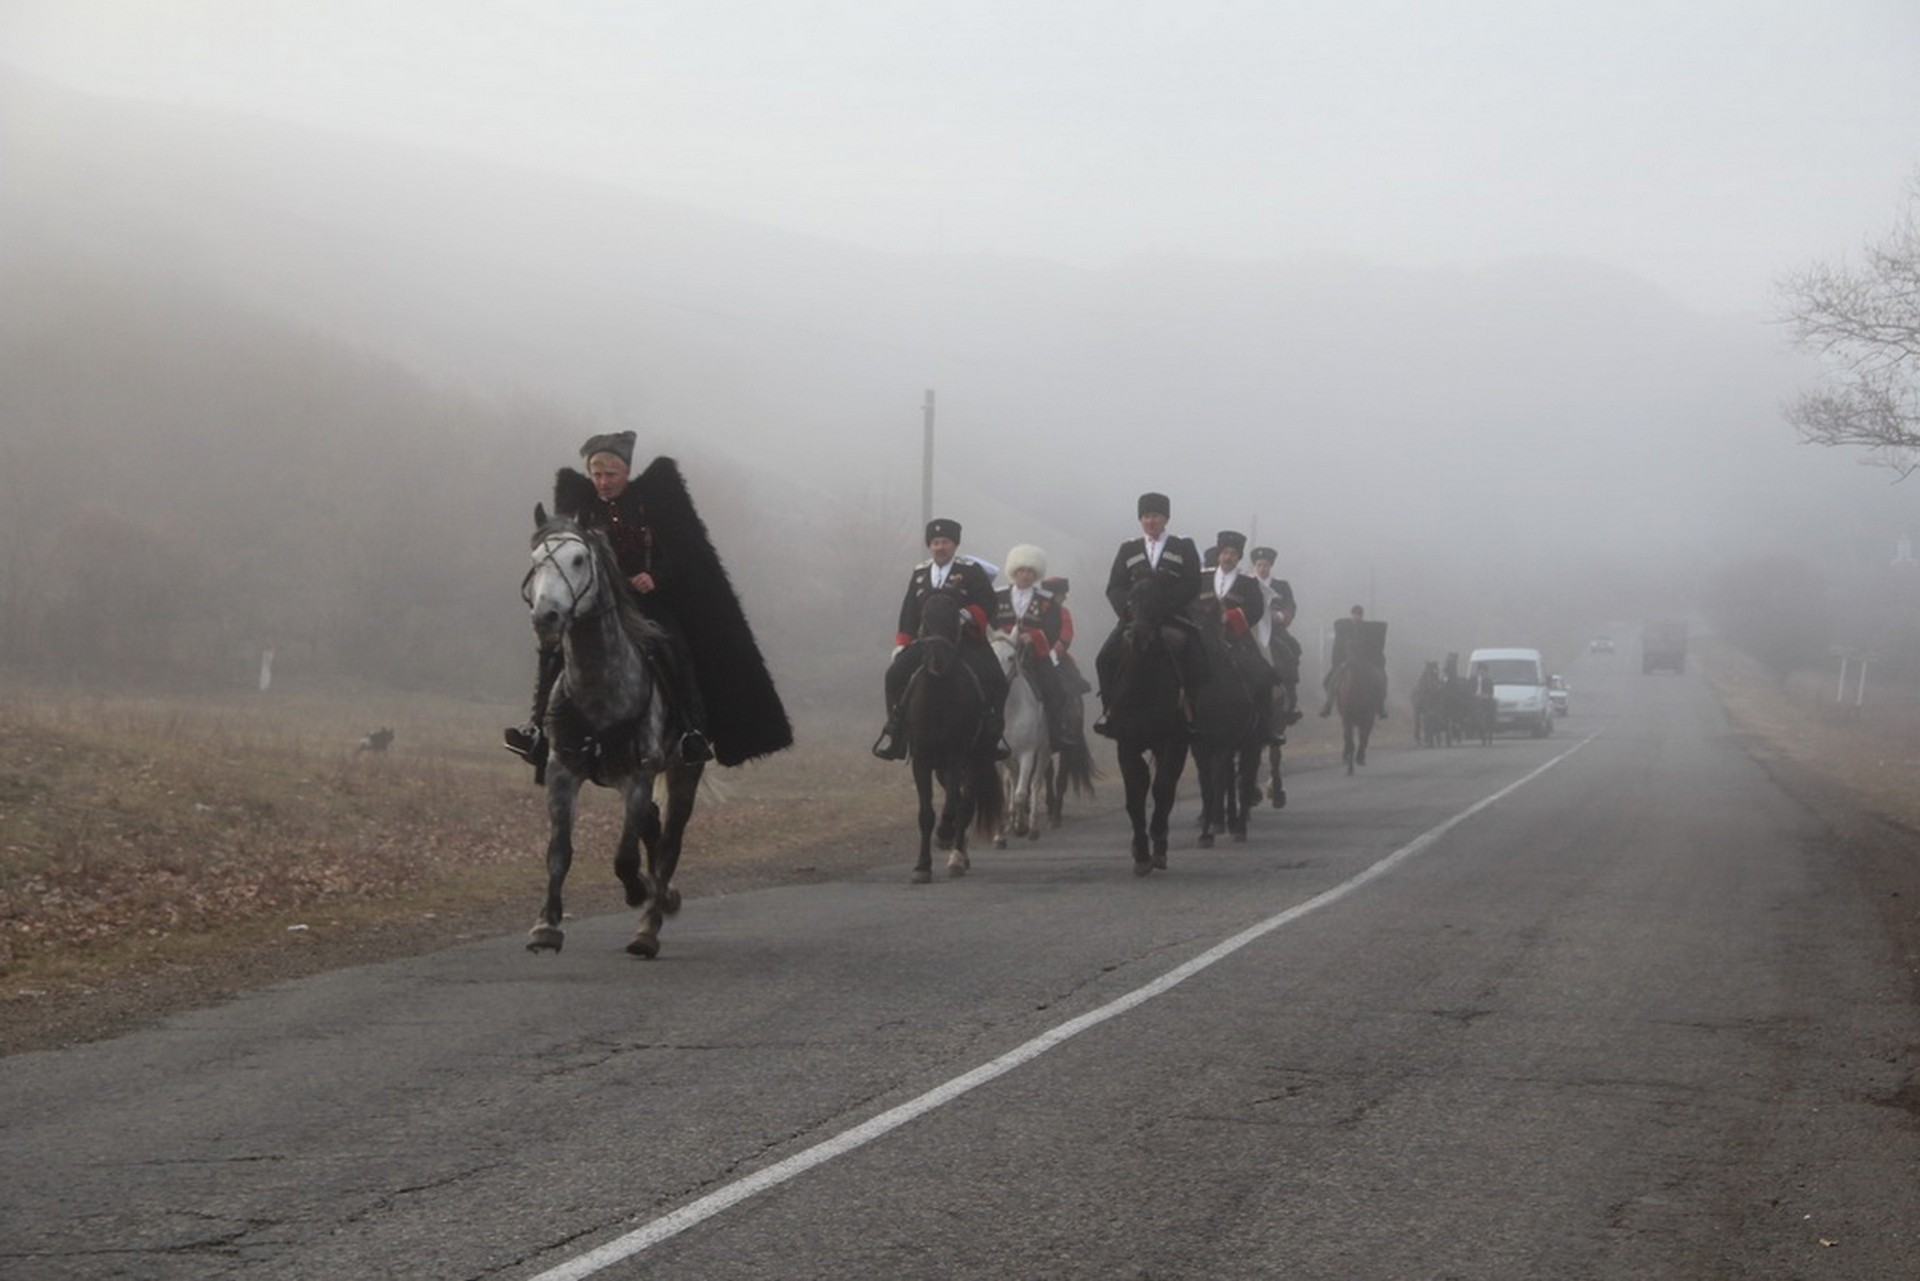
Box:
[2, 0, 1915, 315]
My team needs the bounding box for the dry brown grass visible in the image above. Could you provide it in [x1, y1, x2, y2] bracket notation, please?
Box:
[1699, 637, 1920, 831]
[0, 681, 909, 1011]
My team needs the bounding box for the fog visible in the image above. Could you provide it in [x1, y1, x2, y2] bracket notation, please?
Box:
[2, 4, 1917, 711]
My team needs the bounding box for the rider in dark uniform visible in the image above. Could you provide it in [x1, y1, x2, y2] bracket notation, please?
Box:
[993, 544, 1079, 751]
[1249, 545, 1304, 727]
[872, 517, 1010, 761]
[1318, 603, 1389, 720]
[1092, 491, 1205, 735]
[1196, 531, 1268, 637]
[1195, 530, 1277, 730]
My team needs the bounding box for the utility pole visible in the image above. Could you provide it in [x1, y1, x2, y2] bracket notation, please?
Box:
[920, 389, 936, 528]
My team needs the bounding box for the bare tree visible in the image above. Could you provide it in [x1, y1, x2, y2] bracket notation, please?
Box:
[1779, 173, 1920, 476]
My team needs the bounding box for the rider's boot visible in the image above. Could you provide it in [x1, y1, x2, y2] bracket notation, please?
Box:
[871, 707, 909, 761]
[504, 646, 561, 784]
[981, 708, 1011, 762]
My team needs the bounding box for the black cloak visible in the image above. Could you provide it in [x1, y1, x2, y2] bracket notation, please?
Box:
[553, 459, 793, 766]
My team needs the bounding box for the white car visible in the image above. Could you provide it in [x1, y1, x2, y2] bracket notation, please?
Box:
[1549, 675, 1570, 716]
[1588, 636, 1615, 654]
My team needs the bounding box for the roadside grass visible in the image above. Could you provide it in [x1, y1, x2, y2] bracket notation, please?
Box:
[1699, 637, 1920, 832]
[0, 672, 1583, 1031]
[0, 681, 907, 1001]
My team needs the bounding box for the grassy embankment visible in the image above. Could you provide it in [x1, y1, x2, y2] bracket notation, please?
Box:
[1698, 636, 1920, 830]
[0, 682, 911, 1001]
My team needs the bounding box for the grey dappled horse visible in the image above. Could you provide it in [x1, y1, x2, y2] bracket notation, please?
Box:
[522, 508, 703, 958]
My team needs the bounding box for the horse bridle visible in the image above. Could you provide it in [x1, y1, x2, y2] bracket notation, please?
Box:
[522, 530, 615, 625]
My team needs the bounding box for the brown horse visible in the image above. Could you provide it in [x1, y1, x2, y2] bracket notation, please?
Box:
[1333, 657, 1387, 775]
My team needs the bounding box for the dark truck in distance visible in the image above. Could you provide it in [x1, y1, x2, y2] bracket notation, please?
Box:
[1643, 619, 1688, 674]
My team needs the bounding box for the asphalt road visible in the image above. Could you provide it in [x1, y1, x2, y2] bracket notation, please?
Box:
[3, 658, 1917, 1280]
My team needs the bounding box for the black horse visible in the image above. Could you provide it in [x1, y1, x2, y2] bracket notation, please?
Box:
[1044, 661, 1099, 828]
[1105, 577, 1194, 875]
[902, 593, 1006, 883]
[1333, 657, 1387, 775]
[1190, 615, 1270, 847]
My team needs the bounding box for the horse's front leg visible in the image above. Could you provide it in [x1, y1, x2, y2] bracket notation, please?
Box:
[1195, 748, 1219, 848]
[912, 761, 937, 884]
[1149, 743, 1186, 869]
[1117, 745, 1152, 874]
[1231, 748, 1254, 839]
[946, 767, 973, 878]
[528, 769, 582, 953]
[623, 774, 669, 958]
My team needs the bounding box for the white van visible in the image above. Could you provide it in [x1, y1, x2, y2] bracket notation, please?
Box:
[1466, 647, 1553, 738]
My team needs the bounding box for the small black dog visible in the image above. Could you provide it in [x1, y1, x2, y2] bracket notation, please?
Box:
[356, 727, 395, 753]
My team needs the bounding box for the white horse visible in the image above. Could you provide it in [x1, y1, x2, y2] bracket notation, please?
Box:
[990, 629, 1052, 847]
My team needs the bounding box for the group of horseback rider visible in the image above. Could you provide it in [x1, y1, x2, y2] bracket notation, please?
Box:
[502, 436, 1368, 779]
[869, 518, 1089, 762]
[871, 490, 1310, 762]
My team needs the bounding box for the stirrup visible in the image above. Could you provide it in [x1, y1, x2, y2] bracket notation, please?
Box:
[871, 729, 908, 761]
[503, 724, 547, 766]
[679, 730, 715, 763]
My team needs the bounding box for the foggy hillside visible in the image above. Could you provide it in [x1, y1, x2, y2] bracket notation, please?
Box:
[3, 68, 1907, 700]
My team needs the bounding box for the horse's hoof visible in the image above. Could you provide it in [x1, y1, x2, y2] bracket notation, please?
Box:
[947, 854, 968, 878]
[911, 867, 933, 884]
[626, 933, 660, 959]
[526, 925, 565, 954]
[992, 836, 1007, 850]
[1198, 832, 1214, 849]
[622, 882, 646, 908]
[661, 887, 682, 915]
[1151, 853, 1168, 870]
[1133, 858, 1152, 877]
[1232, 828, 1248, 843]
[1026, 829, 1040, 842]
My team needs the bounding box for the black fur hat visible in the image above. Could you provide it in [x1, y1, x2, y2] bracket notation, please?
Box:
[1137, 491, 1170, 518]
[925, 517, 962, 545]
[580, 430, 636, 466]
[1216, 530, 1247, 554]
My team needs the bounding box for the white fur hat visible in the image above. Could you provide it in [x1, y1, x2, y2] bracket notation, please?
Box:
[1005, 544, 1048, 577]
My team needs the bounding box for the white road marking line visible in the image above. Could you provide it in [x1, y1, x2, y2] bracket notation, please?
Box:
[528, 732, 1598, 1280]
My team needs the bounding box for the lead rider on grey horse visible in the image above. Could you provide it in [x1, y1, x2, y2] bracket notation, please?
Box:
[507, 431, 790, 779]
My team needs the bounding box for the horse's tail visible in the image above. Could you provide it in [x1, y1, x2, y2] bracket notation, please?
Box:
[1058, 740, 1098, 796]
[970, 755, 1006, 839]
